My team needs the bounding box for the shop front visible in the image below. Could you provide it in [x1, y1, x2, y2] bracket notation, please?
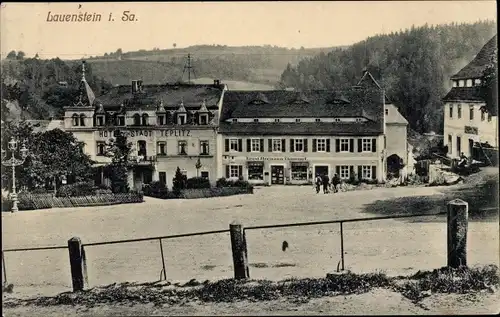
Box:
[244, 157, 311, 186]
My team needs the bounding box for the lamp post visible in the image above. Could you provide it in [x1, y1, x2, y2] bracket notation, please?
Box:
[1, 137, 28, 213]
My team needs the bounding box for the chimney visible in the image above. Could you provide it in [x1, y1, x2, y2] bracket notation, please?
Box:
[131, 80, 138, 93]
[137, 80, 143, 92]
[213, 79, 220, 86]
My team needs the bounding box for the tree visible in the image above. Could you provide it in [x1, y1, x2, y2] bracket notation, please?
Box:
[6, 51, 17, 59]
[173, 43, 177, 48]
[172, 166, 187, 196]
[480, 60, 498, 116]
[105, 131, 132, 193]
[16, 51, 25, 60]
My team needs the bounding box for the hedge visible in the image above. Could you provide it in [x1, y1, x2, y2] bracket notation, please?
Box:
[1, 192, 144, 211]
[144, 186, 253, 200]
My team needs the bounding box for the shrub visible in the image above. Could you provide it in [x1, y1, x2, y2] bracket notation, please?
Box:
[56, 181, 95, 197]
[94, 188, 113, 195]
[186, 177, 211, 189]
[30, 187, 52, 194]
[347, 172, 360, 185]
[172, 167, 187, 196]
[216, 177, 253, 189]
[216, 177, 230, 188]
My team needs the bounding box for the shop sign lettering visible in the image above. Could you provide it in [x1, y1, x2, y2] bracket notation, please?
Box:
[246, 157, 307, 161]
[97, 129, 191, 138]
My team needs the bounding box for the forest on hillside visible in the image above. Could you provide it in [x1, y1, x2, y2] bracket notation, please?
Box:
[1, 57, 112, 119]
[279, 21, 497, 134]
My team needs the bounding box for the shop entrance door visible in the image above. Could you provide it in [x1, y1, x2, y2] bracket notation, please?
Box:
[270, 165, 285, 184]
[314, 165, 329, 178]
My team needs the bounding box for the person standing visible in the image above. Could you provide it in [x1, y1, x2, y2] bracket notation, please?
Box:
[315, 174, 322, 194]
[331, 173, 340, 193]
[322, 173, 330, 194]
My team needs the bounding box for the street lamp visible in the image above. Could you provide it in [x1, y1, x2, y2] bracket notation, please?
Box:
[1, 137, 28, 213]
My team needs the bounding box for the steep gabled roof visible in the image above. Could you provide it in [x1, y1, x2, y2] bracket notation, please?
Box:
[72, 62, 96, 108]
[451, 35, 497, 80]
[356, 71, 382, 89]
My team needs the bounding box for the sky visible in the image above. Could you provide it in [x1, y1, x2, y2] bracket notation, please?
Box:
[0, 1, 497, 59]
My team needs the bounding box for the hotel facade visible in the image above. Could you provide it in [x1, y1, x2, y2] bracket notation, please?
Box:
[216, 72, 409, 185]
[443, 34, 498, 159]
[63, 64, 227, 190]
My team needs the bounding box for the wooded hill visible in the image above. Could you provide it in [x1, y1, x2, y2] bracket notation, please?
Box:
[278, 21, 497, 134]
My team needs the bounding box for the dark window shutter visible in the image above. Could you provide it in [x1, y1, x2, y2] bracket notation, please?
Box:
[238, 139, 243, 152]
[303, 139, 308, 152]
[260, 139, 264, 152]
[372, 166, 377, 180]
[335, 139, 340, 152]
[336, 166, 340, 176]
[349, 139, 354, 152]
[225, 165, 230, 178]
[268, 139, 272, 152]
[326, 139, 331, 152]
[238, 165, 243, 177]
[358, 139, 363, 152]
[349, 166, 354, 178]
[282, 139, 286, 152]
[225, 139, 229, 152]
[372, 138, 377, 152]
[358, 166, 362, 179]
[290, 139, 295, 152]
[312, 139, 317, 152]
[246, 139, 251, 152]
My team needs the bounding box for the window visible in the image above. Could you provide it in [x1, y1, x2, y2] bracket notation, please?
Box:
[142, 114, 149, 126]
[291, 162, 308, 181]
[340, 166, 350, 179]
[157, 142, 166, 156]
[488, 113, 492, 122]
[475, 79, 481, 86]
[252, 119, 259, 123]
[96, 115, 105, 126]
[232, 118, 238, 123]
[481, 110, 485, 121]
[469, 105, 474, 120]
[334, 118, 341, 122]
[274, 118, 280, 123]
[457, 105, 462, 119]
[452, 81, 458, 87]
[200, 140, 210, 155]
[295, 118, 301, 123]
[72, 114, 79, 126]
[385, 109, 389, 115]
[272, 139, 282, 152]
[201, 171, 209, 179]
[251, 139, 261, 152]
[137, 141, 147, 156]
[294, 139, 304, 152]
[459, 80, 464, 87]
[317, 139, 327, 152]
[159, 172, 167, 186]
[117, 115, 125, 126]
[448, 135, 452, 154]
[230, 165, 241, 178]
[177, 114, 186, 125]
[79, 114, 86, 126]
[158, 115, 165, 125]
[133, 114, 141, 125]
[362, 138, 372, 152]
[315, 118, 321, 122]
[248, 162, 264, 180]
[456, 136, 461, 157]
[229, 139, 239, 152]
[340, 139, 350, 152]
[466, 79, 473, 87]
[178, 140, 187, 155]
[449, 105, 453, 118]
[361, 166, 373, 179]
[199, 114, 209, 125]
[96, 142, 106, 156]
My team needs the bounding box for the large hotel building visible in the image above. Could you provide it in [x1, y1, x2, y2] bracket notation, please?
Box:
[64, 63, 410, 188]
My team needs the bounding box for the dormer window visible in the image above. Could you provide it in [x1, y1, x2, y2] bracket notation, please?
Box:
[452, 81, 458, 87]
[334, 118, 341, 122]
[459, 80, 465, 87]
[72, 114, 79, 126]
[79, 114, 86, 126]
[96, 115, 105, 126]
[474, 79, 482, 86]
[199, 114, 209, 125]
[274, 118, 280, 123]
[116, 115, 125, 126]
[355, 118, 363, 122]
[295, 118, 301, 123]
[158, 115, 165, 125]
[177, 114, 187, 125]
[133, 113, 141, 126]
[141, 113, 149, 126]
[315, 118, 321, 122]
[466, 79, 473, 87]
[232, 118, 238, 123]
[253, 119, 259, 123]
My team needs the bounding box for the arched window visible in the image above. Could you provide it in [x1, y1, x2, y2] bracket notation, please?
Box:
[72, 114, 79, 126]
[133, 113, 141, 126]
[137, 140, 147, 156]
[79, 114, 86, 126]
[141, 113, 149, 126]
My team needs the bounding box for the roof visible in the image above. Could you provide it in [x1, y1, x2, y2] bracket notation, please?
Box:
[451, 35, 497, 80]
[96, 83, 225, 111]
[220, 87, 385, 136]
[356, 71, 382, 89]
[442, 87, 484, 102]
[25, 120, 65, 133]
[385, 104, 408, 125]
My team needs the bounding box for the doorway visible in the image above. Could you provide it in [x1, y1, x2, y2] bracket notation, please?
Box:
[270, 165, 285, 184]
[468, 139, 474, 158]
[314, 165, 329, 178]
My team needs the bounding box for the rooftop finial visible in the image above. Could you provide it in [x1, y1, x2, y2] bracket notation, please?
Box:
[81, 60, 86, 81]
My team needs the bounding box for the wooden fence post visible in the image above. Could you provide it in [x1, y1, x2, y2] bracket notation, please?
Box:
[68, 237, 88, 291]
[230, 221, 249, 279]
[447, 199, 468, 268]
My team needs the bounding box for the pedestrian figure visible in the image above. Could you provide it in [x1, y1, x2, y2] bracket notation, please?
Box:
[322, 174, 330, 194]
[282, 240, 289, 252]
[315, 174, 322, 194]
[331, 173, 340, 193]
